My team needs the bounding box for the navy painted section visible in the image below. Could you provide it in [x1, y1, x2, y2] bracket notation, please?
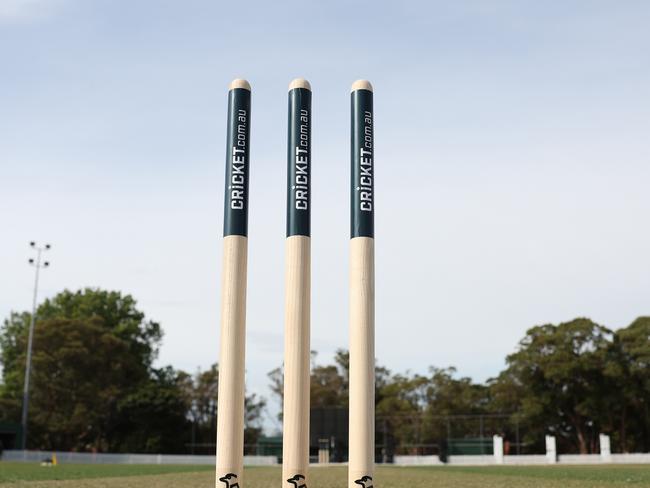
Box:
[351, 89, 374, 238]
[223, 88, 251, 237]
[286, 88, 312, 237]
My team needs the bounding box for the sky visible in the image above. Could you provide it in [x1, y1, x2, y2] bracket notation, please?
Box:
[1, 0, 649, 429]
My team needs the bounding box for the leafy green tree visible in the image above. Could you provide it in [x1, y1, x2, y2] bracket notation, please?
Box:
[611, 317, 650, 452]
[181, 364, 266, 452]
[311, 351, 349, 408]
[0, 312, 32, 422]
[184, 364, 219, 434]
[420, 367, 489, 447]
[36, 289, 162, 368]
[244, 393, 267, 448]
[1, 288, 268, 453]
[3, 317, 147, 450]
[0, 289, 165, 451]
[493, 318, 614, 454]
[268, 349, 380, 418]
[376, 373, 428, 453]
[110, 367, 190, 453]
[425, 367, 488, 415]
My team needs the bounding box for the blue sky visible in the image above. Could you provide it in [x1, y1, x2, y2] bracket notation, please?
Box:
[2, 0, 649, 429]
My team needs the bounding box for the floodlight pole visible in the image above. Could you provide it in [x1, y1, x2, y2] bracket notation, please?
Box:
[21, 241, 51, 450]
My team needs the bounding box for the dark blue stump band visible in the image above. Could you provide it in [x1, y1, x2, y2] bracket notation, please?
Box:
[286, 87, 312, 237]
[351, 88, 374, 238]
[223, 87, 251, 237]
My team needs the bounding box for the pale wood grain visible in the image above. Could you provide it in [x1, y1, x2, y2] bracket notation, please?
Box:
[282, 236, 311, 488]
[216, 235, 248, 487]
[288, 78, 311, 91]
[229, 79, 251, 91]
[349, 237, 375, 488]
[351, 80, 373, 92]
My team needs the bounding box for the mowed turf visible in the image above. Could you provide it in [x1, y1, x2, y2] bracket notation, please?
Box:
[2, 463, 650, 487]
[0, 463, 212, 483]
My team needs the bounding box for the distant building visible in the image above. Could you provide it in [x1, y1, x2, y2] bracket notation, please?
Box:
[310, 407, 348, 463]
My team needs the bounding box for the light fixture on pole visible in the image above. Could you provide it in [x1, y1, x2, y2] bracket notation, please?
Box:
[21, 241, 51, 450]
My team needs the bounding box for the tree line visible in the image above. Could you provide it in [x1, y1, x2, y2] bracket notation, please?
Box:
[1, 288, 648, 455]
[272, 316, 649, 455]
[0, 289, 265, 453]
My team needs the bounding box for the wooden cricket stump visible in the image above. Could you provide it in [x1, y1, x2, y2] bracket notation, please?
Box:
[216, 79, 251, 488]
[349, 80, 375, 488]
[282, 78, 312, 488]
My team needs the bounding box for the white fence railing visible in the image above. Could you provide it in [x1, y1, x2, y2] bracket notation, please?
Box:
[393, 434, 650, 466]
[394, 453, 650, 466]
[1, 450, 277, 466]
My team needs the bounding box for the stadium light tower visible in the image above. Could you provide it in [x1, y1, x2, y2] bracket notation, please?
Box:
[21, 241, 51, 450]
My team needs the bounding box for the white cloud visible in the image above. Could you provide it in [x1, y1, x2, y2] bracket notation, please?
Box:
[0, 0, 63, 22]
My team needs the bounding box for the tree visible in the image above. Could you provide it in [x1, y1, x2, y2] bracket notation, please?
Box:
[424, 367, 488, 416]
[5, 317, 146, 450]
[36, 289, 162, 368]
[0, 312, 32, 422]
[181, 364, 266, 452]
[268, 349, 374, 418]
[420, 367, 489, 448]
[376, 373, 428, 454]
[611, 317, 650, 452]
[1, 288, 268, 453]
[110, 367, 190, 453]
[244, 393, 267, 448]
[184, 364, 220, 438]
[0, 289, 164, 451]
[311, 351, 348, 408]
[493, 318, 614, 454]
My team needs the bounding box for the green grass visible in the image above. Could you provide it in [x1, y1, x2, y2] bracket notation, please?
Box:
[2, 462, 650, 486]
[0, 462, 212, 483]
[440, 465, 650, 483]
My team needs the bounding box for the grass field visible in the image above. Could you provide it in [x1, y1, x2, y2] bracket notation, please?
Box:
[2, 463, 650, 487]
